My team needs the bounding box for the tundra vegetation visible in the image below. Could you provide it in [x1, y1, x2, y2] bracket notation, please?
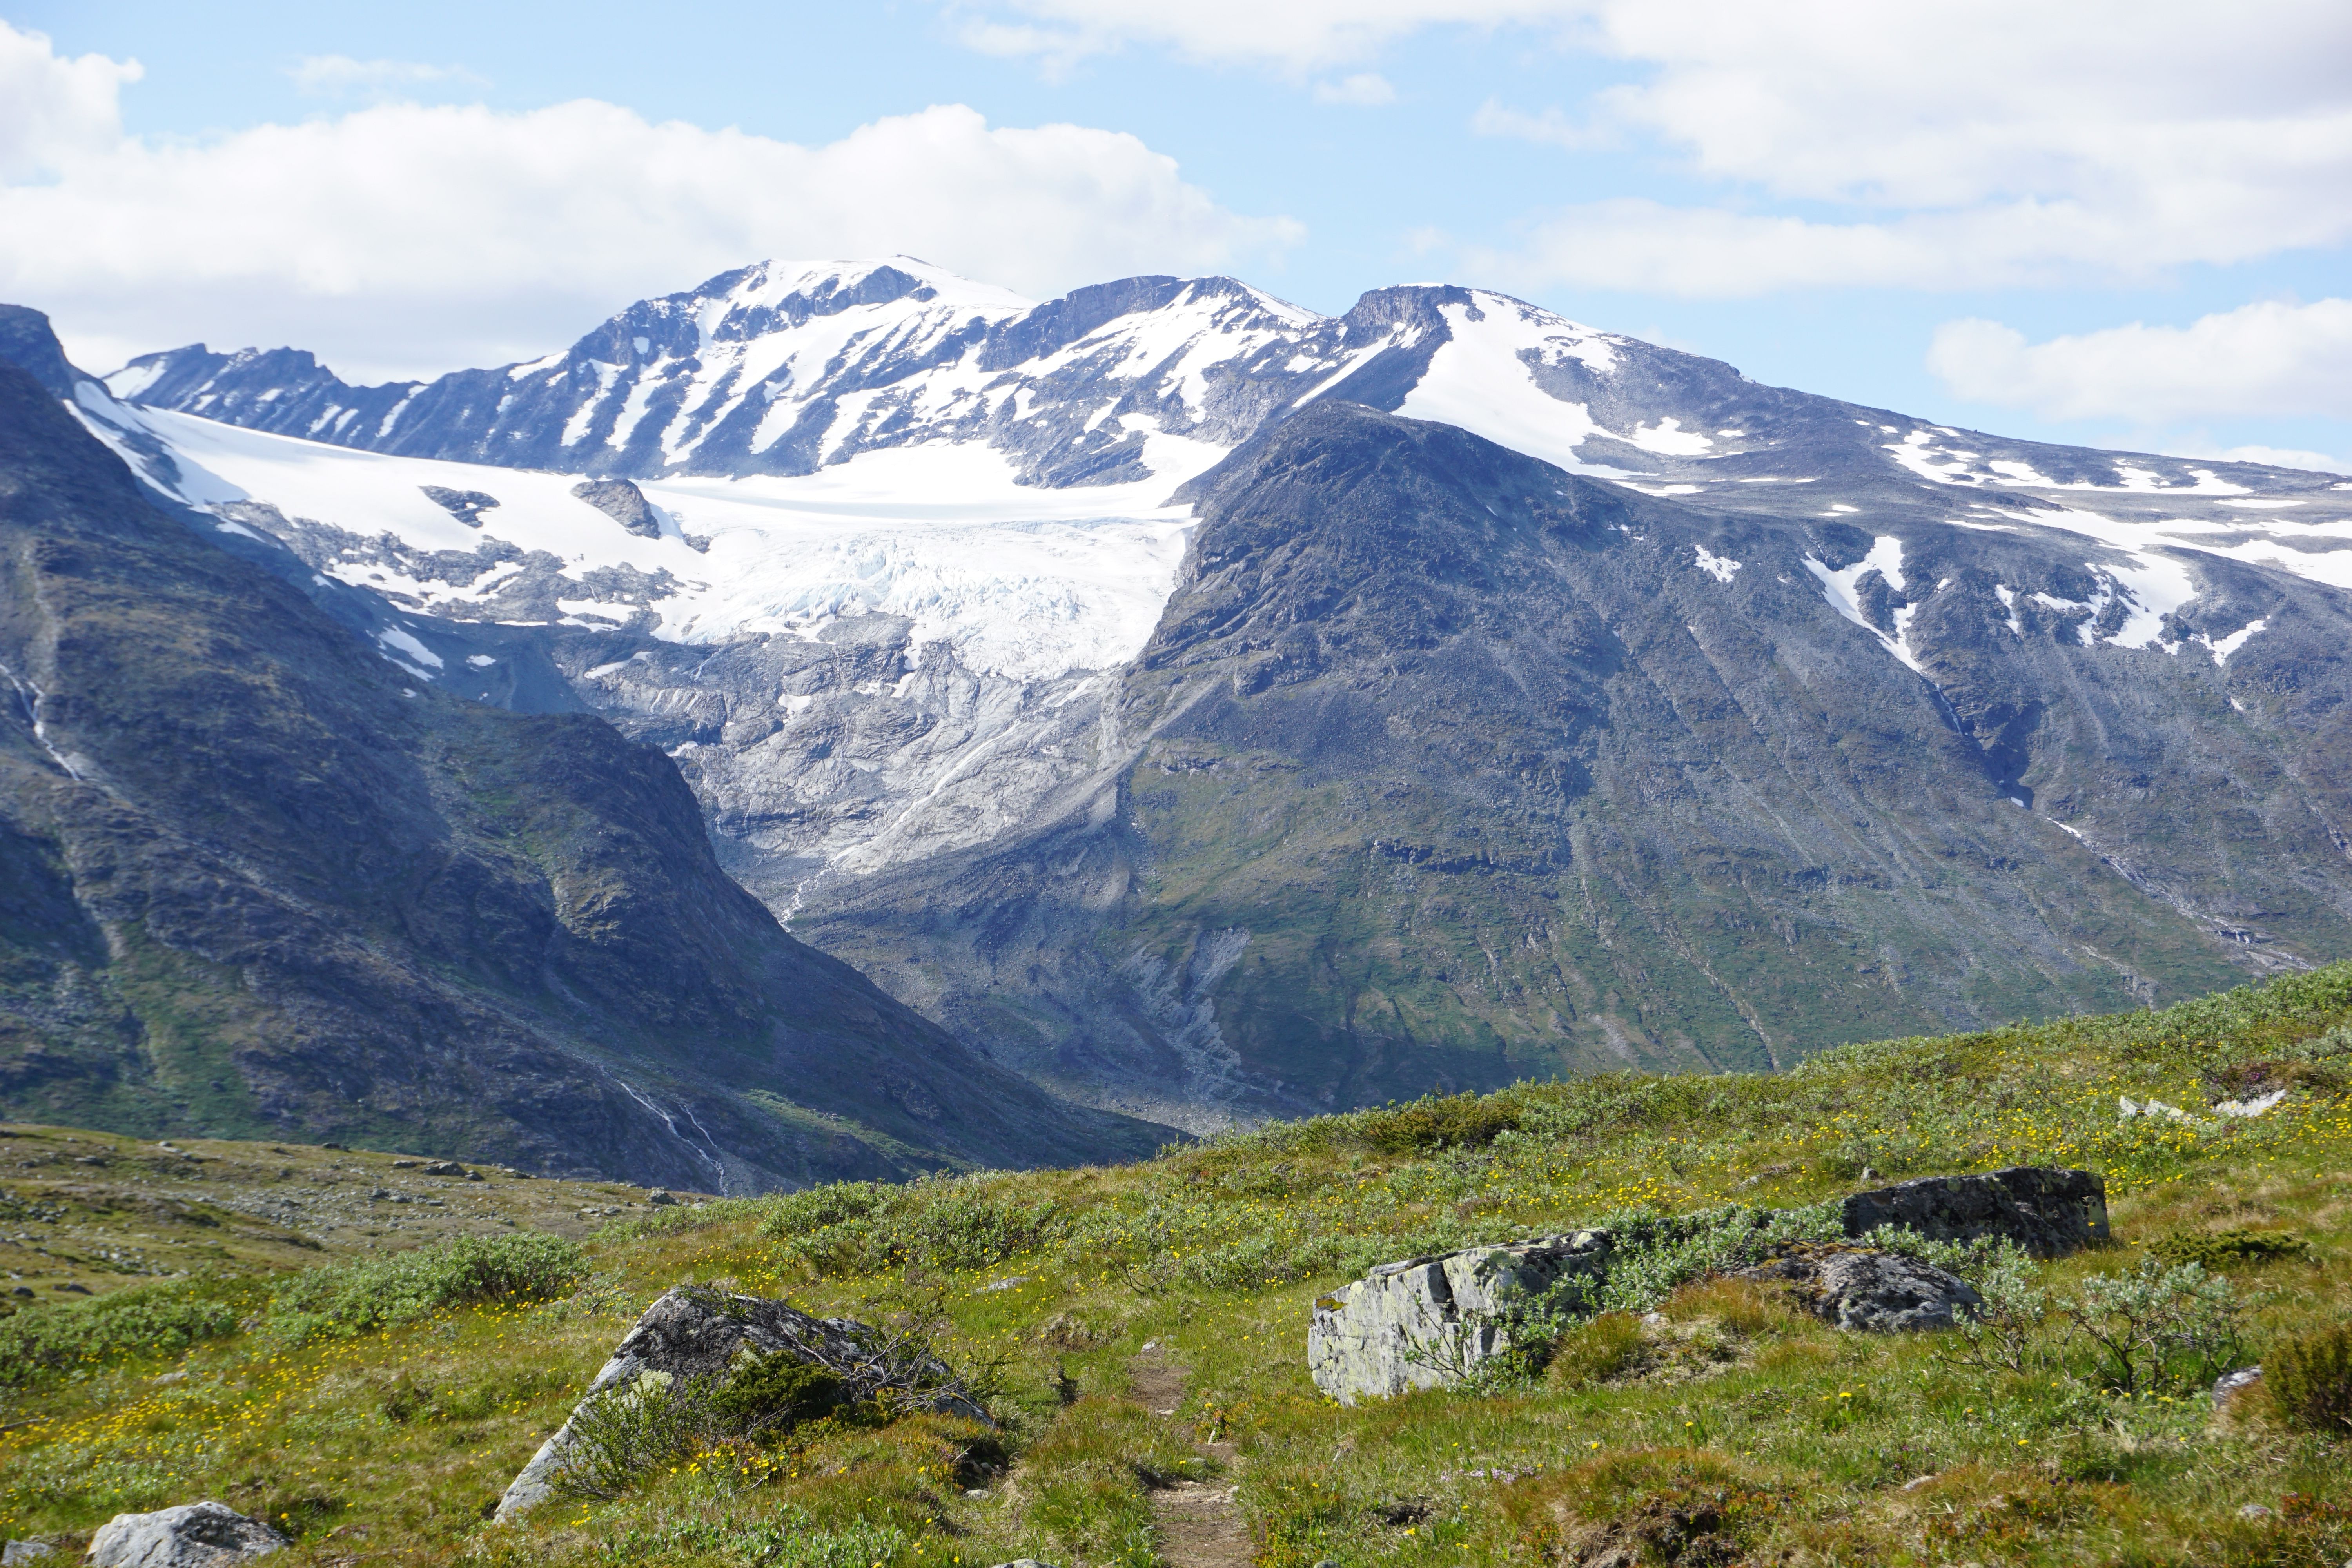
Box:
[6, 964, 2352, 1565]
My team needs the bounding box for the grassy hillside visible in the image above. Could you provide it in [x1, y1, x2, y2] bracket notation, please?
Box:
[8, 964, 2352, 1565]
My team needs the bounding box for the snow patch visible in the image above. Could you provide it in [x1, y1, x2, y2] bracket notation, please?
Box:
[1693, 546, 1742, 583]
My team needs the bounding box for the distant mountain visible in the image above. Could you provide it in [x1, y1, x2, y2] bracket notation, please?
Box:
[0, 316, 1166, 1185]
[75, 260, 2352, 1129]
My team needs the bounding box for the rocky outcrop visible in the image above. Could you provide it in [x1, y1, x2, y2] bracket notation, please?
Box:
[496, 1286, 987, 1519]
[85, 1503, 285, 1568]
[1310, 1167, 2102, 1402]
[571, 478, 661, 538]
[1737, 1245, 1984, 1332]
[1841, 1168, 2109, 1257]
[1307, 1231, 1612, 1405]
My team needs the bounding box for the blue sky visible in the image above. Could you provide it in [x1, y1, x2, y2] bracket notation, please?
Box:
[7, 1, 2348, 470]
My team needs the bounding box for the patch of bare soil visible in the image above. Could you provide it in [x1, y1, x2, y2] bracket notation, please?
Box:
[1130, 1346, 1252, 1568]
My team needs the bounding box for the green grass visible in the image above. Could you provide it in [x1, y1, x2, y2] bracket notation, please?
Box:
[8, 962, 2352, 1564]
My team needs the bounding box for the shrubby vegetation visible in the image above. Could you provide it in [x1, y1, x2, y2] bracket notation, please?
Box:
[0, 1281, 241, 1387]
[263, 1232, 586, 1344]
[9, 962, 2352, 1565]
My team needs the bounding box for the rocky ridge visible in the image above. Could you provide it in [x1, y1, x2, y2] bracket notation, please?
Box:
[53, 264, 2352, 1127]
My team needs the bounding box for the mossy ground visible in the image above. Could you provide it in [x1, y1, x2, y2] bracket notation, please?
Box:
[9, 964, 2352, 1564]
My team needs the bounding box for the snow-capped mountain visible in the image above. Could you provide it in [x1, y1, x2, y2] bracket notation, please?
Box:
[60, 262, 2352, 1129]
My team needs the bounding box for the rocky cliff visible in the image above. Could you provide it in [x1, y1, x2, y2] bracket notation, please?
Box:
[0, 351, 1165, 1186]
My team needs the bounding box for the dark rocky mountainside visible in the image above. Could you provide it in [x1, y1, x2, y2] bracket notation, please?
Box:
[796, 404, 2352, 1121]
[68, 261, 2352, 1130]
[0, 356, 1164, 1187]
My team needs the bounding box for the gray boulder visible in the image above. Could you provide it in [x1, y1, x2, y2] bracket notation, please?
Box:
[4, 1543, 54, 1565]
[1307, 1231, 1611, 1405]
[495, 1286, 986, 1520]
[1739, 1246, 1984, 1332]
[1840, 1167, 2108, 1258]
[85, 1503, 286, 1568]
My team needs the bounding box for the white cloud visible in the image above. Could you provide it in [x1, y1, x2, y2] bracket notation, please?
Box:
[1927, 299, 2352, 423]
[949, 0, 1581, 71]
[961, 1, 2352, 295]
[1312, 73, 1396, 107]
[289, 56, 488, 96]
[1470, 99, 1611, 150]
[0, 20, 140, 180]
[0, 23, 1299, 382]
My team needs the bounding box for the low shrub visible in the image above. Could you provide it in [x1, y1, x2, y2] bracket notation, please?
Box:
[1545, 1312, 1642, 1389]
[1662, 1276, 1798, 1336]
[265, 1232, 585, 1343]
[0, 1281, 239, 1387]
[2150, 1228, 2308, 1270]
[2268, 1323, 2352, 1434]
[2060, 1256, 2252, 1396]
[765, 1181, 1060, 1277]
[1356, 1093, 1522, 1153]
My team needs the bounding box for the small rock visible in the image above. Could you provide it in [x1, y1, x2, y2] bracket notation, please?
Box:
[53, 1283, 89, 1295]
[421, 1160, 467, 1177]
[391, 1161, 418, 1169]
[2213, 1365, 2264, 1414]
[9, 1286, 31, 1298]
[153, 1371, 187, 1384]
[646, 1189, 676, 1206]
[87, 1501, 287, 1568]
[1639, 1311, 1668, 1328]
[2238, 1503, 2274, 1521]
[1901, 1474, 1938, 1492]
[965, 1488, 989, 1499]
[1738, 1246, 1982, 1332]
[987, 1560, 1059, 1568]
[4, 1541, 55, 1565]
[978, 1275, 1029, 1293]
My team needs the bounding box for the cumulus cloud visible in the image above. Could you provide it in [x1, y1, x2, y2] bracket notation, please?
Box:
[0, 22, 1299, 381]
[0, 20, 141, 180]
[288, 56, 488, 96]
[1312, 73, 1396, 107]
[964, 0, 2352, 296]
[1927, 300, 2352, 425]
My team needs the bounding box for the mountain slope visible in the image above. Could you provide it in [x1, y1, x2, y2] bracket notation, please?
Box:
[793, 402, 2352, 1122]
[74, 260, 2352, 1126]
[0, 347, 1164, 1187]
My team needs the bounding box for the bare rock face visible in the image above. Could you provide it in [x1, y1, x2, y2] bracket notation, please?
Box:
[1307, 1231, 1613, 1405]
[495, 1286, 987, 1520]
[418, 485, 499, 526]
[85, 1503, 286, 1568]
[1738, 1245, 1985, 1332]
[570, 478, 661, 538]
[1840, 1167, 2109, 1258]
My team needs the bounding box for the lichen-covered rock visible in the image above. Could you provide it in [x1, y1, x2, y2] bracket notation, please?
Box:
[495, 1287, 986, 1519]
[1738, 1245, 1984, 1332]
[85, 1503, 286, 1568]
[1840, 1167, 2108, 1258]
[1307, 1232, 1612, 1405]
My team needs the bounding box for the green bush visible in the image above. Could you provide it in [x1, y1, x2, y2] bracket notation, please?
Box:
[0, 1281, 239, 1387]
[2060, 1256, 2252, 1395]
[265, 1232, 585, 1343]
[1356, 1093, 1523, 1153]
[2151, 1229, 2308, 1270]
[2267, 1323, 2352, 1433]
[766, 1181, 1060, 1276]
